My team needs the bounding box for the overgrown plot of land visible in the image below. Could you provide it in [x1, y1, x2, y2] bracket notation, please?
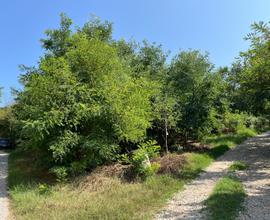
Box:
[8, 132, 254, 220]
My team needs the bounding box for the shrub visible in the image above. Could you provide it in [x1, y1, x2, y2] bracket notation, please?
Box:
[131, 140, 161, 178]
[222, 112, 245, 133]
[144, 162, 160, 177]
[50, 166, 68, 182]
[81, 138, 120, 168]
[220, 112, 260, 134]
[254, 116, 270, 132]
[236, 127, 257, 137]
[38, 184, 50, 195]
[132, 148, 151, 176]
[70, 161, 87, 176]
[139, 140, 161, 158]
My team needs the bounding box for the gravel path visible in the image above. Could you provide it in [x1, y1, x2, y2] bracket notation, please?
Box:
[155, 132, 270, 220]
[237, 131, 270, 220]
[0, 151, 9, 220]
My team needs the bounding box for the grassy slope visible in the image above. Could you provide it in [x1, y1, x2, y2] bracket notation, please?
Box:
[8, 129, 256, 220]
[204, 176, 246, 220]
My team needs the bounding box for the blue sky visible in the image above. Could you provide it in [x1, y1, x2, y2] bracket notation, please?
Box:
[1, 0, 270, 106]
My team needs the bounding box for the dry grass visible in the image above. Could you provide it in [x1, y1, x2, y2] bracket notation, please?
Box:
[8, 151, 184, 220]
[10, 174, 183, 220]
[154, 153, 186, 176]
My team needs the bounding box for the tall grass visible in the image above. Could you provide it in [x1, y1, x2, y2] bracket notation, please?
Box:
[10, 175, 184, 220]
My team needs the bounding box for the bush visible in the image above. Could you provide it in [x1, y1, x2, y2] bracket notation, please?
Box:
[80, 138, 120, 169]
[220, 112, 261, 134]
[222, 112, 245, 133]
[236, 127, 257, 137]
[131, 140, 161, 178]
[38, 184, 50, 195]
[144, 162, 160, 177]
[139, 140, 160, 158]
[207, 109, 224, 134]
[254, 116, 270, 132]
[50, 166, 68, 182]
[70, 161, 87, 176]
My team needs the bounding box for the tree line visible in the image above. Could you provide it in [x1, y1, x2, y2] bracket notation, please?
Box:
[0, 15, 269, 178]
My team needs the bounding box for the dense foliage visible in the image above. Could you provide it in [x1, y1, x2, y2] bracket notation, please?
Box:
[230, 22, 270, 119]
[7, 15, 269, 177]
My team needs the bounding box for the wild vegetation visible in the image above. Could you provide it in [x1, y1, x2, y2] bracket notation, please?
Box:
[8, 132, 252, 220]
[1, 14, 270, 219]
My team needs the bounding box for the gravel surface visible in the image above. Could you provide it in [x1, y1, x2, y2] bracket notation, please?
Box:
[155, 132, 270, 220]
[0, 151, 9, 220]
[237, 131, 270, 220]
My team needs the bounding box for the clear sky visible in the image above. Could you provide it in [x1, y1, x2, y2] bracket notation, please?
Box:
[1, 0, 270, 106]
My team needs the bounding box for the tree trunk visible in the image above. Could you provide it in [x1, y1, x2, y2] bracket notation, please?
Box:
[165, 117, 169, 154]
[183, 130, 188, 151]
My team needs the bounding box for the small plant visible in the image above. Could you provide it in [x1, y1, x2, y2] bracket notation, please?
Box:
[70, 161, 87, 176]
[145, 162, 160, 176]
[50, 166, 68, 182]
[131, 140, 161, 178]
[118, 153, 130, 164]
[132, 147, 151, 176]
[229, 161, 248, 171]
[139, 140, 160, 158]
[38, 184, 50, 195]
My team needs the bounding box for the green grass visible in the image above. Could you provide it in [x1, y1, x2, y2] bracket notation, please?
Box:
[204, 128, 257, 148]
[204, 176, 246, 220]
[181, 153, 213, 180]
[229, 161, 248, 171]
[8, 130, 256, 220]
[181, 128, 257, 181]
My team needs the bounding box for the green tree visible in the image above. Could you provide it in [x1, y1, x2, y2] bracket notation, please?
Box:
[41, 13, 73, 57]
[135, 41, 176, 152]
[129, 41, 178, 152]
[235, 22, 270, 119]
[153, 90, 178, 153]
[168, 50, 218, 140]
[0, 106, 16, 140]
[15, 15, 154, 175]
